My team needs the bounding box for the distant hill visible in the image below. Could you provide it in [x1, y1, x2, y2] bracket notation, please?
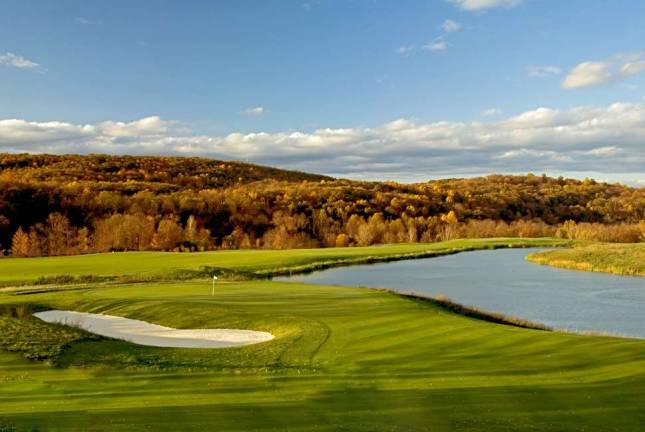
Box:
[0, 153, 331, 192]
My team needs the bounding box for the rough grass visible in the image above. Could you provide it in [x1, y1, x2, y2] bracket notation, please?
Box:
[0, 305, 99, 361]
[422, 294, 551, 331]
[0, 238, 567, 288]
[527, 242, 645, 276]
[1, 278, 645, 431]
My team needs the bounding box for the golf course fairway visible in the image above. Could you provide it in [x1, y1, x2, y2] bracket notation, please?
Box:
[0, 239, 644, 431]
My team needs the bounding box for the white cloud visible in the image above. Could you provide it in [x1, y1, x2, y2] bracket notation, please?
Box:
[1, 102, 643, 180]
[99, 116, 170, 137]
[0, 52, 41, 71]
[482, 107, 502, 116]
[562, 61, 614, 89]
[441, 19, 462, 33]
[395, 45, 414, 55]
[449, 0, 520, 11]
[621, 60, 645, 77]
[496, 149, 573, 163]
[402, 20, 460, 57]
[527, 65, 561, 77]
[586, 146, 620, 157]
[562, 52, 645, 89]
[424, 39, 447, 51]
[75, 17, 92, 25]
[0, 119, 94, 145]
[241, 106, 266, 116]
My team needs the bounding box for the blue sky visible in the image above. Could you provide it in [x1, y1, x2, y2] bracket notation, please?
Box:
[1, 0, 644, 184]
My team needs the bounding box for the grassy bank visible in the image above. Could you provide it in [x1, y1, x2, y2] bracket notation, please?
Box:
[527, 243, 645, 276]
[0, 237, 567, 287]
[1, 278, 645, 431]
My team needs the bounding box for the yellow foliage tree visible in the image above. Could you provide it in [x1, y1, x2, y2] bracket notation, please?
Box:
[11, 227, 30, 257]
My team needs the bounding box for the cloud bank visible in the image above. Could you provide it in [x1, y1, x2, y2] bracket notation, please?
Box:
[0, 103, 643, 182]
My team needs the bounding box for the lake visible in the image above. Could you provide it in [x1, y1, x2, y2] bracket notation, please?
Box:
[276, 248, 645, 338]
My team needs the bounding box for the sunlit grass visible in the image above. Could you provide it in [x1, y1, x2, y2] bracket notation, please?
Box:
[0, 237, 567, 287]
[1, 238, 644, 430]
[527, 242, 645, 276]
[0, 277, 644, 431]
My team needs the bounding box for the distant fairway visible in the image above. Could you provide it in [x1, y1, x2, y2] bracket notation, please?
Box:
[1, 238, 644, 431]
[0, 238, 565, 285]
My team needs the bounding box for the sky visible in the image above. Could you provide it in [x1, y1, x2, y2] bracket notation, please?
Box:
[1, 0, 644, 185]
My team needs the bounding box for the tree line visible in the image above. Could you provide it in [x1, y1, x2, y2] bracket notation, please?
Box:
[0, 154, 643, 257]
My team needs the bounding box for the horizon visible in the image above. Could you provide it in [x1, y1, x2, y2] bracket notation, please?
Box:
[1, 151, 642, 188]
[1, 0, 644, 185]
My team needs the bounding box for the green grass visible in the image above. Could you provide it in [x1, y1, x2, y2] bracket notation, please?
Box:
[527, 242, 645, 276]
[1, 238, 644, 431]
[0, 238, 566, 286]
[1, 279, 645, 431]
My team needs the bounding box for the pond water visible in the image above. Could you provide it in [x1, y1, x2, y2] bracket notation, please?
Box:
[276, 248, 645, 338]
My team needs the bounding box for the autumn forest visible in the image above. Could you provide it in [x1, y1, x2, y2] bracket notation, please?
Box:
[0, 153, 643, 257]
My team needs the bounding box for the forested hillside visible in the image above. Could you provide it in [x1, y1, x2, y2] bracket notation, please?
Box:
[0, 153, 643, 256]
[0, 153, 329, 190]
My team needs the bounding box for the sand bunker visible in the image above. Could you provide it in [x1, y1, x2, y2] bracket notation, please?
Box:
[34, 310, 274, 348]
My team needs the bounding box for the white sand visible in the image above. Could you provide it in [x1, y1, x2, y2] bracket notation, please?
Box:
[34, 310, 274, 349]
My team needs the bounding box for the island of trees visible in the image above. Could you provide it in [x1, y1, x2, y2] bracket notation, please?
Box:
[0, 153, 643, 257]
